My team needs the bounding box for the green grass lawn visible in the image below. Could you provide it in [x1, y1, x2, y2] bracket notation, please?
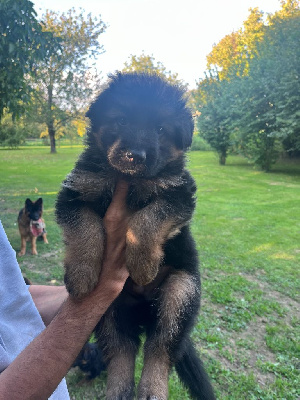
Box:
[0, 147, 299, 400]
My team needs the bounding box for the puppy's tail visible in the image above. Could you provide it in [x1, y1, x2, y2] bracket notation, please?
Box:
[175, 338, 216, 400]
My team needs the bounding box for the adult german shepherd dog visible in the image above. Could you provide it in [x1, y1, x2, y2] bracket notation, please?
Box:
[18, 198, 48, 256]
[56, 72, 215, 400]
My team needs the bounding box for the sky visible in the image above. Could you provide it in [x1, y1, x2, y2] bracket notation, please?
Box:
[33, 0, 282, 89]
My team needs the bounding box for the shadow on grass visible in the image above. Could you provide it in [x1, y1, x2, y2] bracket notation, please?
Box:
[270, 161, 300, 176]
[224, 156, 300, 176]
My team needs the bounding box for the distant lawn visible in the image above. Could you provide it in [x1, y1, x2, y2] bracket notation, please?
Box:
[0, 147, 299, 400]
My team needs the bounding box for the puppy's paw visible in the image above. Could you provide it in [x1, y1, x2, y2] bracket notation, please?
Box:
[18, 250, 26, 256]
[126, 240, 162, 286]
[106, 386, 134, 400]
[64, 264, 100, 298]
[138, 374, 168, 400]
[31, 249, 38, 255]
[138, 388, 166, 400]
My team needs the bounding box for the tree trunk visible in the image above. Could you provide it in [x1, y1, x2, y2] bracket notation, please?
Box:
[219, 151, 226, 165]
[48, 122, 56, 154]
[47, 84, 56, 153]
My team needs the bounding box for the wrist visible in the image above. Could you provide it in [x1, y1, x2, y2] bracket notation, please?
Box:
[63, 280, 124, 323]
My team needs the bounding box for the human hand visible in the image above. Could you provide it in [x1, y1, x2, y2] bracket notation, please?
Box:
[96, 180, 131, 296]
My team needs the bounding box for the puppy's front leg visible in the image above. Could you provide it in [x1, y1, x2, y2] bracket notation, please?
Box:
[126, 201, 184, 286]
[62, 207, 105, 298]
[19, 236, 27, 256]
[31, 236, 38, 255]
[42, 232, 48, 244]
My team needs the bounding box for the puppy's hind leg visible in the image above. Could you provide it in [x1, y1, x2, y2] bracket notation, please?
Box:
[137, 270, 201, 400]
[96, 307, 140, 400]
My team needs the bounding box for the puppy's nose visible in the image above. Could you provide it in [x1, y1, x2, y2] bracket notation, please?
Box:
[126, 150, 146, 163]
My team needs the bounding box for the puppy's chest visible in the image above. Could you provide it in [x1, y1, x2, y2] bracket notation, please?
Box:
[127, 181, 159, 209]
[65, 168, 170, 208]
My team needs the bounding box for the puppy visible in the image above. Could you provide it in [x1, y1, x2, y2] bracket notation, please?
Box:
[56, 72, 215, 399]
[18, 198, 48, 256]
[72, 342, 106, 380]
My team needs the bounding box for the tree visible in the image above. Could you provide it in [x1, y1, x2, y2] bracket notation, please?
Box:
[206, 32, 240, 80]
[28, 8, 106, 153]
[207, 8, 265, 80]
[0, 0, 55, 119]
[239, 13, 300, 169]
[193, 72, 241, 165]
[122, 53, 187, 88]
[269, 0, 299, 21]
[195, 1, 300, 170]
[0, 111, 26, 147]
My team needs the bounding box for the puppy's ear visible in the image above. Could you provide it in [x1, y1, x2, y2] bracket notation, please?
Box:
[181, 115, 194, 150]
[25, 198, 33, 213]
[86, 99, 98, 132]
[86, 99, 96, 123]
[36, 198, 43, 206]
[86, 72, 120, 133]
[86, 93, 106, 133]
[25, 198, 32, 207]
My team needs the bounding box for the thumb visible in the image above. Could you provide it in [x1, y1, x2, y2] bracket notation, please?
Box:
[110, 180, 129, 208]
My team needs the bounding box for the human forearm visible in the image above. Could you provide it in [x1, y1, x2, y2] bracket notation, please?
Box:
[0, 181, 130, 400]
[29, 285, 68, 326]
[0, 273, 126, 400]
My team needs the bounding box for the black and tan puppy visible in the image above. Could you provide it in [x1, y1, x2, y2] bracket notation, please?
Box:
[18, 198, 48, 256]
[56, 72, 215, 399]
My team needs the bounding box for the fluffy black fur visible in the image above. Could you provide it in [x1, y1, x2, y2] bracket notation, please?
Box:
[56, 72, 215, 399]
[72, 342, 106, 380]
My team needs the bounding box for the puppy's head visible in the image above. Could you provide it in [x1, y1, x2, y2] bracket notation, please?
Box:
[25, 198, 43, 221]
[86, 72, 194, 177]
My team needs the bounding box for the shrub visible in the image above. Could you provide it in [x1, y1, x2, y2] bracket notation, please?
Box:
[190, 134, 212, 151]
[0, 115, 26, 148]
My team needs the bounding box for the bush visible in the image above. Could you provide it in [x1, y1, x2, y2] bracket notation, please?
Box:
[0, 115, 26, 147]
[190, 134, 212, 151]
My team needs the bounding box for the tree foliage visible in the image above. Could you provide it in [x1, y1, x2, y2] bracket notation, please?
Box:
[122, 53, 187, 88]
[0, 0, 55, 119]
[194, 74, 242, 165]
[207, 8, 265, 79]
[0, 111, 27, 147]
[237, 12, 300, 169]
[28, 8, 106, 153]
[193, 1, 300, 170]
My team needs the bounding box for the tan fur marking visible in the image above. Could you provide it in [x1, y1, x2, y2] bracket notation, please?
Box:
[126, 228, 139, 245]
[107, 138, 121, 165]
[19, 236, 27, 256]
[126, 214, 177, 285]
[31, 236, 38, 255]
[167, 227, 181, 239]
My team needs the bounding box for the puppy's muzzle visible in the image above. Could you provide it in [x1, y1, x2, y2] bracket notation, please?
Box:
[126, 150, 146, 164]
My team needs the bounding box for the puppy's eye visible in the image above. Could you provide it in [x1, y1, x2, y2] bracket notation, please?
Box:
[118, 117, 128, 126]
[157, 126, 165, 135]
